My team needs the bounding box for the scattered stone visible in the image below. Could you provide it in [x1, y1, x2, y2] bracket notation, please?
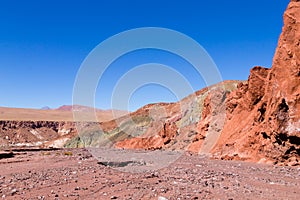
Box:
[158, 197, 168, 200]
[75, 186, 80, 190]
[10, 188, 18, 195]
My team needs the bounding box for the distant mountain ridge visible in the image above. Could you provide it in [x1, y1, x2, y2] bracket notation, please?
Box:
[41, 106, 51, 110]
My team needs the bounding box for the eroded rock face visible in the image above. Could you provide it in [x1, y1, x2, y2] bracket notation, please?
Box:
[107, 81, 239, 151]
[0, 121, 77, 148]
[212, 0, 300, 165]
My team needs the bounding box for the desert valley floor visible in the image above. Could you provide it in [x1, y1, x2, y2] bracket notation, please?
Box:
[0, 148, 299, 200]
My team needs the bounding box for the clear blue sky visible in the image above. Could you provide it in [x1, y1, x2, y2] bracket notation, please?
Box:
[0, 0, 289, 111]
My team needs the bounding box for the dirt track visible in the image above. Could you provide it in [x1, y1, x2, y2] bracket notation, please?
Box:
[0, 148, 299, 199]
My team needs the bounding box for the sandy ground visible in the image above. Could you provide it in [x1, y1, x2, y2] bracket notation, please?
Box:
[0, 148, 299, 200]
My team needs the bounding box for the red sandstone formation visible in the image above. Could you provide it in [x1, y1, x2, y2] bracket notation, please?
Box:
[212, 0, 300, 165]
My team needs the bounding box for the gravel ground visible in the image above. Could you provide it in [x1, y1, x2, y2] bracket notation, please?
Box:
[0, 148, 299, 199]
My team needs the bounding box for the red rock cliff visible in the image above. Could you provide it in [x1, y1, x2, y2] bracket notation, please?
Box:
[212, 0, 300, 165]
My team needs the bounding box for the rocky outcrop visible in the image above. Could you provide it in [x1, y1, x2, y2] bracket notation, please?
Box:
[212, 0, 300, 166]
[81, 81, 240, 151]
